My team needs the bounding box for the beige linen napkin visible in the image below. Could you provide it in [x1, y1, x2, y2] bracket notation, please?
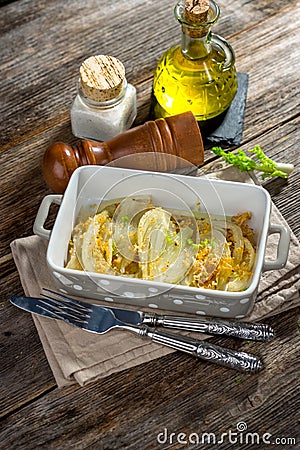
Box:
[10, 169, 300, 387]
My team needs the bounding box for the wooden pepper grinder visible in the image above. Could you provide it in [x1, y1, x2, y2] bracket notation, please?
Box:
[42, 111, 204, 193]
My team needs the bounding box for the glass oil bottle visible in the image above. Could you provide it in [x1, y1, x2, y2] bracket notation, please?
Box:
[152, 0, 238, 129]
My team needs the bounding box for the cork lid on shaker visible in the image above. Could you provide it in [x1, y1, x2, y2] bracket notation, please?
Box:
[79, 55, 126, 102]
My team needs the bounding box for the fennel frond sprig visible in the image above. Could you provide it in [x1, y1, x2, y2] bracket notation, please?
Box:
[212, 145, 294, 179]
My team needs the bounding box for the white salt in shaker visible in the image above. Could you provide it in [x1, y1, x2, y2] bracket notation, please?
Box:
[71, 55, 137, 141]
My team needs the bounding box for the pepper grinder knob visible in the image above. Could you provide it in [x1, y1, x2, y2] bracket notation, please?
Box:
[42, 111, 204, 193]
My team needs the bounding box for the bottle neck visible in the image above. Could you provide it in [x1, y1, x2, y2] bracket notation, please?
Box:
[175, 0, 219, 60]
[181, 28, 211, 60]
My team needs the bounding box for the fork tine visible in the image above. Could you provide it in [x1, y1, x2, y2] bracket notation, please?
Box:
[39, 296, 90, 323]
[40, 289, 92, 324]
[37, 301, 89, 325]
[42, 288, 90, 312]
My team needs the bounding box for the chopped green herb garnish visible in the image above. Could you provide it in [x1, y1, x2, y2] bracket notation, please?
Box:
[210, 239, 216, 249]
[165, 234, 174, 244]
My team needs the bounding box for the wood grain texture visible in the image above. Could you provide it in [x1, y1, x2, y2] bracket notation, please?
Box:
[0, 260, 56, 417]
[1, 308, 299, 449]
[0, 0, 297, 150]
[0, 0, 299, 448]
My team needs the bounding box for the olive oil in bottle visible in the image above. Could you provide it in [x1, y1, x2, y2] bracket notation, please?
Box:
[153, 0, 237, 126]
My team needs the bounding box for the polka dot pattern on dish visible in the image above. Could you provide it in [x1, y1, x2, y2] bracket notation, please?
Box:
[173, 299, 183, 305]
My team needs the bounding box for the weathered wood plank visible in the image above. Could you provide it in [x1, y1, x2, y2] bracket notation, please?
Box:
[0, 307, 298, 449]
[0, 0, 297, 151]
[0, 264, 56, 418]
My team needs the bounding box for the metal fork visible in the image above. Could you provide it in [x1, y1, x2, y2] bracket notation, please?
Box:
[32, 290, 263, 373]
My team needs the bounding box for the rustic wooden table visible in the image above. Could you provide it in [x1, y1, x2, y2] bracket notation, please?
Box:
[1, 1, 299, 448]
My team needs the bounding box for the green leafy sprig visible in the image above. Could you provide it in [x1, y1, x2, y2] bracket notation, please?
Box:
[212, 145, 294, 179]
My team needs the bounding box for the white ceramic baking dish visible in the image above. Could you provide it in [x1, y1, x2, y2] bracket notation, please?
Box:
[33, 165, 290, 318]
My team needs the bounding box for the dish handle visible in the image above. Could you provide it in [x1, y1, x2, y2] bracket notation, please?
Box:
[33, 194, 62, 240]
[263, 223, 290, 272]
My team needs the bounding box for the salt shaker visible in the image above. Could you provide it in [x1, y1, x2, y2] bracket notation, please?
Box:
[71, 55, 137, 141]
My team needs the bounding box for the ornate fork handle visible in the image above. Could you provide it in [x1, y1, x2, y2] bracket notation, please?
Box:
[122, 324, 263, 373]
[142, 313, 274, 341]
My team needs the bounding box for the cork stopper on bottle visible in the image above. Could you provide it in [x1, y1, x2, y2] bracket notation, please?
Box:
[80, 55, 126, 102]
[184, 0, 210, 38]
[185, 0, 209, 23]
